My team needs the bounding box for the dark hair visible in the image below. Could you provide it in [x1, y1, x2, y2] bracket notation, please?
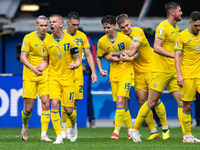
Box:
[101, 15, 116, 25]
[190, 11, 200, 21]
[165, 2, 180, 16]
[68, 12, 80, 20]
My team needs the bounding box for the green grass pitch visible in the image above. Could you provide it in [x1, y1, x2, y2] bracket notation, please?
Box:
[0, 127, 200, 150]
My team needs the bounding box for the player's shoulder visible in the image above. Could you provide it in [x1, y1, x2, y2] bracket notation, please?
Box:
[157, 19, 169, 29]
[132, 27, 143, 32]
[64, 31, 76, 40]
[98, 34, 107, 41]
[77, 30, 86, 36]
[24, 31, 36, 39]
[46, 32, 51, 37]
[118, 31, 129, 38]
[178, 28, 189, 37]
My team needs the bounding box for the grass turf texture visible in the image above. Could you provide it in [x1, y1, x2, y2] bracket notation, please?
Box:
[0, 127, 200, 150]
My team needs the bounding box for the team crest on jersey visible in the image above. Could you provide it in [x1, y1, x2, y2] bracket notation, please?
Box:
[41, 48, 44, 56]
[57, 52, 62, 58]
[175, 41, 178, 47]
[22, 41, 26, 47]
[154, 82, 157, 88]
[158, 29, 164, 34]
[196, 45, 200, 51]
[181, 92, 184, 98]
[194, 38, 199, 41]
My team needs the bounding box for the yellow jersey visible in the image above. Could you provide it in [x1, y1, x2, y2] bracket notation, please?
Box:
[64, 29, 90, 80]
[21, 31, 50, 81]
[129, 27, 152, 73]
[175, 28, 200, 78]
[97, 32, 134, 82]
[153, 19, 180, 73]
[43, 32, 78, 86]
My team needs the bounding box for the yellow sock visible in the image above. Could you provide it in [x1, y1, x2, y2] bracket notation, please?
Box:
[51, 109, 61, 135]
[68, 109, 76, 127]
[123, 109, 132, 130]
[67, 108, 76, 128]
[61, 105, 67, 122]
[41, 110, 50, 132]
[182, 111, 192, 135]
[178, 105, 186, 136]
[115, 107, 125, 131]
[145, 110, 156, 130]
[21, 109, 31, 127]
[67, 117, 71, 128]
[133, 102, 151, 131]
[155, 100, 168, 126]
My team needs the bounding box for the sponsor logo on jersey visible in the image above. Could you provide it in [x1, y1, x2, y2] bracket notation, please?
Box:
[134, 36, 141, 40]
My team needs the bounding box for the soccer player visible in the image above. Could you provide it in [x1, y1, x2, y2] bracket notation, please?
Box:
[20, 15, 52, 142]
[175, 11, 200, 143]
[96, 15, 135, 139]
[107, 13, 169, 140]
[60, 12, 98, 139]
[129, 2, 185, 142]
[37, 14, 81, 144]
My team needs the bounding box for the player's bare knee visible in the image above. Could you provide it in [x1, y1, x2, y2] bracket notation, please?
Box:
[183, 101, 192, 113]
[147, 99, 158, 107]
[137, 99, 146, 107]
[51, 101, 59, 109]
[25, 107, 33, 114]
[42, 101, 50, 110]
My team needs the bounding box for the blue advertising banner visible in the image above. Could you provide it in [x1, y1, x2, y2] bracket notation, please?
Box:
[0, 75, 87, 128]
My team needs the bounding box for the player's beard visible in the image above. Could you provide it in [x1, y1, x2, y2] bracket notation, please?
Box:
[175, 15, 181, 22]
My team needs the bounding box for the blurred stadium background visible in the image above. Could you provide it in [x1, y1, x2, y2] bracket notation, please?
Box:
[0, 0, 198, 128]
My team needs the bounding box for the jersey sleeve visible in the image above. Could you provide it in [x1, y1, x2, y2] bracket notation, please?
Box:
[70, 38, 79, 55]
[82, 34, 90, 49]
[174, 34, 183, 51]
[21, 34, 31, 53]
[124, 36, 132, 48]
[155, 24, 167, 41]
[42, 39, 49, 57]
[132, 28, 144, 43]
[97, 40, 106, 57]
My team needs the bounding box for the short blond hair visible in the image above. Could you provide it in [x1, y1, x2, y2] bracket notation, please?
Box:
[116, 14, 129, 25]
[36, 15, 47, 24]
[50, 14, 64, 23]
